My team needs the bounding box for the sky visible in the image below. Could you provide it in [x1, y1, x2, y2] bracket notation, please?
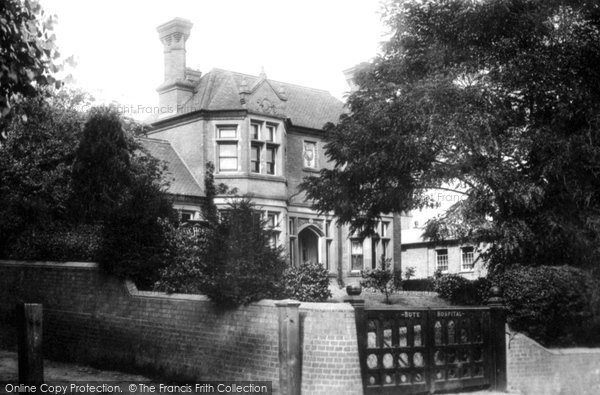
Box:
[40, 0, 389, 117]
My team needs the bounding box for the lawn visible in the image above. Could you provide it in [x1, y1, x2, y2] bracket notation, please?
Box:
[328, 284, 453, 308]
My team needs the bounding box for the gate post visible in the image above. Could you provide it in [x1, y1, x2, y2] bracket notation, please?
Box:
[487, 287, 507, 391]
[276, 300, 301, 395]
[344, 283, 366, 394]
[17, 303, 44, 384]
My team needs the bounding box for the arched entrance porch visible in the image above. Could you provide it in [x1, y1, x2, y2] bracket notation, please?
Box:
[298, 225, 323, 264]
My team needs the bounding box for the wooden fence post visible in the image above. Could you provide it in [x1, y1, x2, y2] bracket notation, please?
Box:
[17, 303, 44, 384]
[276, 300, 301, 395]
[488, 287, 507, 391]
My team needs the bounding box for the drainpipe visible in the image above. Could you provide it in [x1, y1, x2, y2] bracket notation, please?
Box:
[337, 224, 344, 286]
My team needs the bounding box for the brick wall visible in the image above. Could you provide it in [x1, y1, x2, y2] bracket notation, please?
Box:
[0, 260, 362, 394]
[507, 329, 600, 395]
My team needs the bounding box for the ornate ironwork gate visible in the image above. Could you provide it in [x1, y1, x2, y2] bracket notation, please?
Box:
[352, 300, 506, 394]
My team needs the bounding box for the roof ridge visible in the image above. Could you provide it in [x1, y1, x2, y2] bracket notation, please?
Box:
[209, 67, 334, 95]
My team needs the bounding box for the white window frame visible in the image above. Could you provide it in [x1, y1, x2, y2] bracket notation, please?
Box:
[250, 144, 261, 173]
[436, 249, 449, 273]
[351, 239, 364, 271]
[461, 246, 475, 272]
[216, 125, 239, 173]
[266, 211, 280, 247]
[249, 120, 280, 176]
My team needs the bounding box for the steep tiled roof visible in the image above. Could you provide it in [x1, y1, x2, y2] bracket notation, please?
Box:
[138, 137, 204, 197]
[184, 69, 345, 130]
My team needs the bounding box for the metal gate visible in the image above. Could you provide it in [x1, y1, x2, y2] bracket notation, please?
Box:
[351, 300, 506, 394]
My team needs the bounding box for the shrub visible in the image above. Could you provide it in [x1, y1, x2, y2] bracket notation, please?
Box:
[70, 106, 134, 224]
[401, 278, 435, 291]
[434, 274, 489, 305]
[404, 266, 416, 280]
[155, 164, 287, 305]
[433, 273, 469, 301]
[98, 174, 177, 290]
[361, 268, 399, 304]
[154, 225, 211, 294]
[491, 265, 597, 347]
[5, 223, 102, 261]
[200, 199, 287, 306]
[283, 262, 332, 302]
[0, 91, 87, 257]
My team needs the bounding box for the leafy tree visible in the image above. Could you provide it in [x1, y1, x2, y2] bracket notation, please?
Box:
[70, 106, 134, 223]
[301, 0, 600, 271]
[98, 180, 177, 289]
[0, 0, 60, 119]
[492, 265, 598, 346]
[203, 198, 287, 306]
[85, 108, 177, 288]
[156, 163, 287, 306]
[0, 88, 91, 256]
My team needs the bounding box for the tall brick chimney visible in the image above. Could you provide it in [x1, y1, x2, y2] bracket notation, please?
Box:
[156, 18, 195, 113]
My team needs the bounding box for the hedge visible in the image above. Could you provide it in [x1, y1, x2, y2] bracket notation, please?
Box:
[4, 223, 102, 262]
[492, 265, 598, 347]
[401, 278, 435, 291]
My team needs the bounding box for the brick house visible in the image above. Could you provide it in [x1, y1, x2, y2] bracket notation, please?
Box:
[141, 18, 402, 283]
[400, 212, 487, 279]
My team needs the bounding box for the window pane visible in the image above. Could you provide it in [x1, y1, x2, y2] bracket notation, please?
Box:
[219, 143, 237, 157]
[269, 232, 279, 247]
[352, 255, 363, 270]
[351, 240, 364, 270]
[462, 247, 474, 270]
[437, 249, 448, 272]
[251, 145, 260, 173]
[251, 124, 260, 139]
[266, 146, 276, 174]
[351, 240, 363, 254]
[382, 221, 389, 237]
[326, 240, 332, 270]
[265, 125, 275, 141]
[267, 213, 277, 228]
[219, 127, 237, 138]
[219, 158, 237, 171]
[251, 145, 259, 160]
[180, 211, 193, 221]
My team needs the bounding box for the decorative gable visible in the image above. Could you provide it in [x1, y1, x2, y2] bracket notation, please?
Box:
[245, 80, 287, 118]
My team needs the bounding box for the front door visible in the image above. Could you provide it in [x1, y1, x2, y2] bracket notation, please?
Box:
[298, 227, 319, 264]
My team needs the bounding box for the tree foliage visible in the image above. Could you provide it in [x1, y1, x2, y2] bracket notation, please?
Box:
[361, 267, 399, 304]
[156, 163, 287, 306]
[0, 88, 91, 255]
[283, 262, 332, 302]
[492, 265, 598, 346]
[301, 0, 600, 271]
[84, 108, 177, 288]
[70, 107, 135, 223]
[0, 0, 60, 119]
